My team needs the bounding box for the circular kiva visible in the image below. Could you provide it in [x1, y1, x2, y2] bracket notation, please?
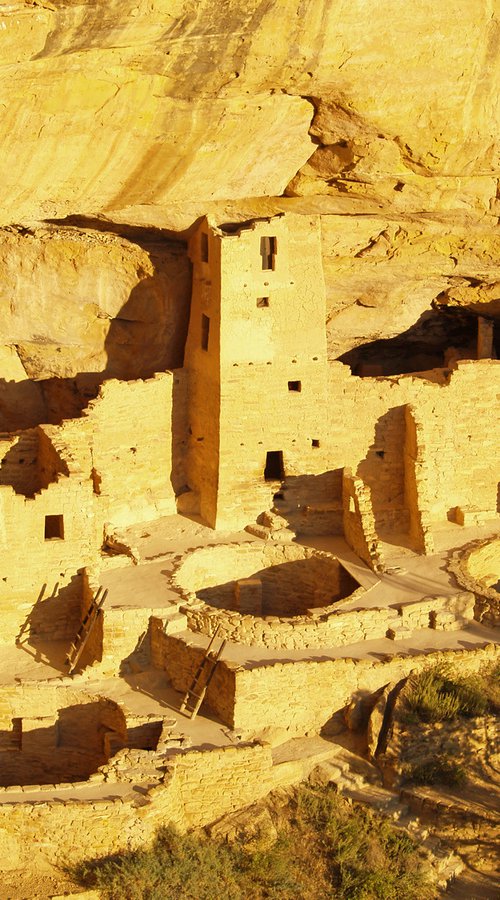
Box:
[448, 537, 500, 627]
[465, 538, 500, 594]
[173, 541, 367, 649]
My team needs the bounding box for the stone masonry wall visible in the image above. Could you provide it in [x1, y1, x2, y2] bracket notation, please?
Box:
[327, 360, 500, 533]
[0, 742, 275, 873]
[0, 466, 99, 644]
[154, 602, 478, 729]
[85, 373, 177, 528]
[232, 642, 499, 737]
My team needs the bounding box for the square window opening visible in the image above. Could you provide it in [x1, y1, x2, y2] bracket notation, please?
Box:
[264, 451, 285, 482]
[312, 439, 320, 448]
[288, 380, 301, 392]
[257, 296, 270, 308]
[45, 514, 64, 540]
[260, 236, 276, 271]
[201, 314, 210, 351]
[200, 232, 209, 263]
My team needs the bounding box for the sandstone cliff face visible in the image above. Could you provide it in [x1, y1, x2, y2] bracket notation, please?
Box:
[0, 226, 191, 380]
[0, 0, 498, 226]
[0, 0, 498, 383]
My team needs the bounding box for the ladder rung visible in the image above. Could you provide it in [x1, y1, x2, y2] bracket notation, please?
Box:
[179, 632, 226, 719]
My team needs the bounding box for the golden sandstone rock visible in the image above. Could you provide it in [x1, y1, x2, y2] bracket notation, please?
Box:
[0, 1, 498, 894]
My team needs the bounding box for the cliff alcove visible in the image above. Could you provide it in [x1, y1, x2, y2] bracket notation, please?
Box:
[0, 2, 498, 895]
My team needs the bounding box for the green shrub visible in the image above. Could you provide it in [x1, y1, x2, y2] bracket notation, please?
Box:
[483, 662, 500, 711]
[404, 665, 488, 723]
[74, 785, 437, 900]
[74, 827, 248, 900]
[295, 785, 434, 899]
[408, 754, 466, 787]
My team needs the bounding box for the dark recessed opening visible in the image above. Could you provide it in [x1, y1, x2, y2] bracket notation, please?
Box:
[91, 467, 101, 495]
[264, 451, 285, 481]
[11, 718, 22, 750]
[312, 439, 320, 448]
[44, 514, 64, 540]
[200, 232, 209, 262]
[288, 380, 301, 392]
[375, 450, 385, 459]
[260, 236, 276, 271]
[273, 492, 285, 500]
[394, 181, 405, 192]
[257, 296, 270, 307]
[201, 314, 210, 351]
[338, 306, 483, 377]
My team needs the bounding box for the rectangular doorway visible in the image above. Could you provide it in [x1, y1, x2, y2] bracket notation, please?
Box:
[264, 450, 284, 481]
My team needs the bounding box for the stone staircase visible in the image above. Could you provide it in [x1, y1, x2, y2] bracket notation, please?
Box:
[310, 747, 465, 888]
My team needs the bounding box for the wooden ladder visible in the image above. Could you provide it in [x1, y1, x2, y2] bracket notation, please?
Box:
[66, 586, 108, 675]
[180, 627, 226, 719]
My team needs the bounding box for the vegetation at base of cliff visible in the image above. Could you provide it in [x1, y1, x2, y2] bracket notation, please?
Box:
[407, 754, 466, 787]
[398, 662, 499, 788]
[73, 783, 436, 900]
[403, 664, 491, 723]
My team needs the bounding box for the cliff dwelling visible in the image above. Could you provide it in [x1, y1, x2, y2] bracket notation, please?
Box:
[0, 2, 498, 897]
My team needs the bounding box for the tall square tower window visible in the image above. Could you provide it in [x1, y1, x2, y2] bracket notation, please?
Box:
[260, 236, 276, 271]
[201, 314, 210, 351]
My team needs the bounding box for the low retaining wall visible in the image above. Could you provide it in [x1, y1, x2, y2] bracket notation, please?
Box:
[152, 628, 498, 736]
[0, 742, 276, 873]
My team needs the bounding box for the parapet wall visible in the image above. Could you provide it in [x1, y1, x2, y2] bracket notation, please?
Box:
[232, 642, 499, 737]
[152, 631, 495, 735]
[0, 741, 276, 874]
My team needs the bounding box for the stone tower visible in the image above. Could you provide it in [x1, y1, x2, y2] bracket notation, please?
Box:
[185, 213, 328, 530]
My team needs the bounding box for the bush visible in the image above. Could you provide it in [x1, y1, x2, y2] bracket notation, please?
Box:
[408, 754, 466, 788]
[295, 785, 434, 899]
[74, 786, 437, 900]
[74, 827, 247, 900]
[404, 666, 488, 723]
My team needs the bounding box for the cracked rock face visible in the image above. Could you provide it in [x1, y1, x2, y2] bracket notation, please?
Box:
[0, 0, 498, 226]
[0, 0, 498, 376]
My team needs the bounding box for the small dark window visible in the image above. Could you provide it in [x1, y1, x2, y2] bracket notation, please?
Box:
[45, 514, 64, 540]
[201, 314, 210, 351]
[375, 450, 385, 459]
[288, 381, 301, 392]
[91, 467, 101, 495]
[264, 451, 285, 482]
[257, 296, 269, 307]
[260, 236, 276, 270]
[312, 439, 320, 448]
[11, 718, 22, 750]
[201, 232, 209, 262]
